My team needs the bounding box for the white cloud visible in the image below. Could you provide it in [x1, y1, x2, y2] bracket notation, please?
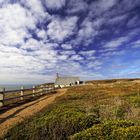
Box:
[0, 0, 9, 6]
[0, 0, 5, 4]
[100, 50, 125, 57]
[0, 43, 58, 84]
[90, 0, 117, 16]
[0, 0, 59, 84]
[87, 60, 102, 70]
[79, 20, 94, 38]
[0, 0, 140, 84]
[21, 38, 41, 50]
[55, 61, 83, 76]
[108, 14, 128, 24]
[118, 0, 140, 13]
[69, 55, 84, 61]
[104, 36, 130, 49]
[0, 71, 52, 85]
[133, 40, 140, 45]
[47, 16, 78, 42]
[45, 0, 66, 10]
[127, 15, 140, 28]
[61, 44, 73, 49]
[99, 0, 116, 10]
[0, 1, 58, 84]
[66, 0, 88, 14]
[0, 45, 41, 69]
[130, 40, 140, 48]
[79, 50, 96, 57]
[0, 3, 36, 46]
[72, 18, 102, 46]
[21, 0, 51, 21]
[59, 50, 76, 55]
[33, 48, 57, 61]
[37, 29, 47, 39]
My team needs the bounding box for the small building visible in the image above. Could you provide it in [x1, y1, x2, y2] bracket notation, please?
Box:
[55, 73, 80, 88]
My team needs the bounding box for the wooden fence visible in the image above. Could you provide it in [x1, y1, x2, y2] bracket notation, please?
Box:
[0, 85, 55, 108]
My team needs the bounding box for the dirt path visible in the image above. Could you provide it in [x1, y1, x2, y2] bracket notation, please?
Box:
[0, 88, 67, 138]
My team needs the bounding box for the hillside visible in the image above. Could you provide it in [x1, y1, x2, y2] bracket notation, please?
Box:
[3, 80, 140, 140]
[86, 78, 140, 84]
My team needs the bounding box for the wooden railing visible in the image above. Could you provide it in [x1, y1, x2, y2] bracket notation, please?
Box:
[0, 85, 55, 108]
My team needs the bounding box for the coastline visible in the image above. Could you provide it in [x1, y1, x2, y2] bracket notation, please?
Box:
[0, 85, 33, 91]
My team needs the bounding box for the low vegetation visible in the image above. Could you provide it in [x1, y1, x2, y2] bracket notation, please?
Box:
[71, 120, 140, 140]
[3, 80, 140, 140]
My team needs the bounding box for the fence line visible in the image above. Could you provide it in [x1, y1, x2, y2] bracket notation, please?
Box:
[0, 85, 55, 108]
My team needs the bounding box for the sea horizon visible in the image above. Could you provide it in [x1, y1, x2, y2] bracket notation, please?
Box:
[0, 84, 34, 91]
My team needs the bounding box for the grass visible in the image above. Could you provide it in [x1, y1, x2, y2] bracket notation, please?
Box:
[3, 80, 140, 140]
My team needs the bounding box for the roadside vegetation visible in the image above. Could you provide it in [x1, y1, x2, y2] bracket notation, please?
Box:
[3, 80, 140, 140]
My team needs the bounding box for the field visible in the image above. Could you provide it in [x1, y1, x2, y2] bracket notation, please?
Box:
[3, 79, 140, 140]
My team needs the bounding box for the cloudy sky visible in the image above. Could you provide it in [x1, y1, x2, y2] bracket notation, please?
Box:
[0, 0, 140, 84]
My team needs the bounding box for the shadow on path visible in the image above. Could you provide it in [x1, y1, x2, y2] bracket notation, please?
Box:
[0, 91, 58, 124]
[0, 91, 57, 114]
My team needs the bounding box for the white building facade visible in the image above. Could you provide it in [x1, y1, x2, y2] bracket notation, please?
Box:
[55, 74, 80, 88]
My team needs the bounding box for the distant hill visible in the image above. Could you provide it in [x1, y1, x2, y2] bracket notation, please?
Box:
[86, 78, 140, 84]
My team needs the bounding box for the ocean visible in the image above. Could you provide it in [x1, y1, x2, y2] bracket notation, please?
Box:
[0, 85, 34, 91]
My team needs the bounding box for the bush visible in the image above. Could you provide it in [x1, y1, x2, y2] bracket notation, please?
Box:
[132, 97, 140, 107]
[70, 120, 138, 140]
[111, 126, 140, 140]
[42, 106, 100, 140]
[5, 105, 100, 140]
[115, 106, 127, 119]
[70, 125, 103, 140]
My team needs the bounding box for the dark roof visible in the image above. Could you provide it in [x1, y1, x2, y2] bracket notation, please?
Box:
[55, 77, 79, 85]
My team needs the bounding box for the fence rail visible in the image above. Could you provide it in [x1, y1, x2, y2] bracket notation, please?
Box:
[0, 85, 55, 108]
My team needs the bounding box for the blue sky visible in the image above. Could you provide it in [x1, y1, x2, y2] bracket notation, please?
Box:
[0, 0, 140, 84]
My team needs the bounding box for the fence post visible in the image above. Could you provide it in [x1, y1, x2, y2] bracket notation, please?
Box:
[40, 85, 43, 95]
[0, 88, 5, 107]
[49, 86, 51, 93]
[43, 86, 46, 94]
[20, 86, 24, 100]
[32, 86, 35, 97]
[52, 86, 55, 93]
[46, 86, 49, 94]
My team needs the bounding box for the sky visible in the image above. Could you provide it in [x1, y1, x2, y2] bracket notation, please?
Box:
[0, 0, 140, 84]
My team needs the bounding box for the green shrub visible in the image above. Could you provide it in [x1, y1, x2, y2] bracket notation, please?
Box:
[70, 125, 104, 140]
[132, 97, 140, 107]
[5, 105, 100, 140]
[42, 106, 100, 140]
[111, 126, 140, 140]
[70, 120, 137, 140]
[115, 106, 127, 119]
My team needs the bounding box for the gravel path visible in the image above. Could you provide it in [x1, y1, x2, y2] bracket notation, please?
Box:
[0, 88, 67, 138]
